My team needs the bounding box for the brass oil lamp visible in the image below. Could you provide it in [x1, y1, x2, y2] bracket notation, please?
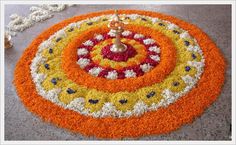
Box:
[108, 10, 127, 53]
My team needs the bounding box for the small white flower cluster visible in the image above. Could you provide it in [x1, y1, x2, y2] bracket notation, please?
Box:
[6, 4, 75, 37]
[150, 55, 160, 62]
[77, 48, 88, 55]
[151, 18, 160, 24]
[39, 4, 66, 12]
[167, 23, 178, 30]
[29, 6, 53, 23]
[143, 38, 155, 45]
[161, 89, 176, 106]
[182, 75, 195, 85]
[188, 61, 205, 72]
[187, 45, 201, 52]
[128, 14, 139, 20]
[124, 70, 136, 78]
[122, 30, 132, 36]
[88, 67, 103, 77]
[132, 101, 148, 115]
[108, 29, 116, 37]
[140, 63, 153, 73]
[68, 23, 78, 29]
[89, 16, 102, 22]
[83, 40, 94, 46]
[54, 29, 67, 40]
[105, 70, 118, 80]
[7, 14, 34, 32]
[133, 33, 144, 39]
[180, 31, 191, 39]
[77, 58, 90, 69]
[94, 34, 104, 41]
[148, 46, 160, 53]
[30, 55, 46, 85]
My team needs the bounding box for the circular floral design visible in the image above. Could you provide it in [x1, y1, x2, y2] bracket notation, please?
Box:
[62, 25, 176, 92]
[14, 10, 226, 139]
[76, 31, 161, 79]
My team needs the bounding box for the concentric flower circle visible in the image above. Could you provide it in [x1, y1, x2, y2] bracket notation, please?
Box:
[14, 10, 226, 139]
[62, 25, 176, 92]
[75, 29, 161, 79]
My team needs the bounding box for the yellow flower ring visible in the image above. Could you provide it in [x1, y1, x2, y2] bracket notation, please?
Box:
[14, 10, 226, 139]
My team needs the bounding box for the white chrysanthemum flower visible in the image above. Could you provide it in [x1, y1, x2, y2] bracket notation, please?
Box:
[181, 75, 195, 85]
[124, 69, 136, 78]
[39, 4, 66, 12]
[162, 89, 174, 99]
[132, 101, 148, 116]
[88, 67, 103, 77]
[167, 23, 178, 30]
[151, 18, 159, 24]
[162, 89, 176, 106]
[35, 84, 47, 97]
[90, 16, 100, 22]
[77, 58, 90, 68]
[67, 98, 85, 112]
[106, 70, 118, 80]
[187, 61, 204, 71]
[128, 14, 139, 20]
[179, 31, 191, 38]
[150, 55, 160, 62]
[94, 34, 104, 41]
[100, 103, 116, 117]
[31, 55, 45, 66]
[77, 48, 88, 55]
[148, 46, 160, 53]
[143, 38, 155, 45]
[183, 85, 194, 95]
[164, 98, 175, 106]
[8, 14, 34, 32]
[46, 89, 61, 101]
[83, 40, 94, 46]
[180, 31, 191, 39]
[68, 23, 77, 28]
[122, 30, 132, 36]
[149, 102, 163, 111]
[38, 40, 53, 51]
[55, 29, 66, 38]
[134, 34, 144, 39]
[108, 29, 116, 37]
[29, 7, 53, 23]
[123, 111, 133, 117]
[33, 73, 46, 83]
[187, 45, 200, 52]
[140, 63, 153, 73]
[91, 111, 102, 118]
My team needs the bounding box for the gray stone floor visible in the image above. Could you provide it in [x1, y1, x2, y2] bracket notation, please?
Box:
[4, 5, 232, 140]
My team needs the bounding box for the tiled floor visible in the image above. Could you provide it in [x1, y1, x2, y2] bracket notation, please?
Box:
[4, 4, 232, 140]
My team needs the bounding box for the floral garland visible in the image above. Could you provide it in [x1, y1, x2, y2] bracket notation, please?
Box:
[6, 4, 75, 36]
[14, 10, 226, 139]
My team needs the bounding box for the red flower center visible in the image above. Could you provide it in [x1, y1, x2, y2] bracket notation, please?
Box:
[101, 43, 137, 62]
